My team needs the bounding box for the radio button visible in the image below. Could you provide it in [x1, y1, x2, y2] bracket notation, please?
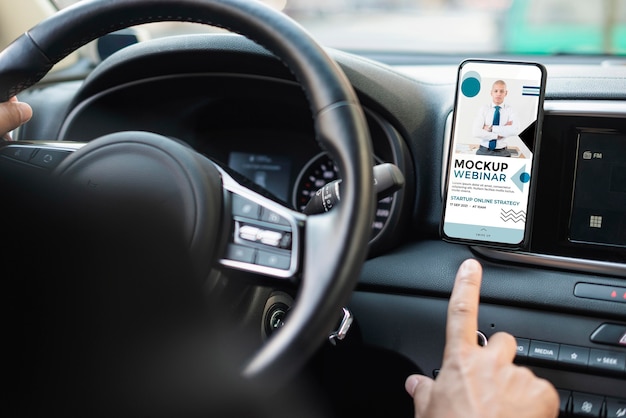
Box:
[528, 340, 559, 363]
[515, 337, 530, 360]
[557, 344, 589, 369]
[588, 349, 626, 376]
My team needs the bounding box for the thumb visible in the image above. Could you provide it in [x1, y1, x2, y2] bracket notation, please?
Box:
[0, 97, 33, 140]
[405, 374, 434, 417]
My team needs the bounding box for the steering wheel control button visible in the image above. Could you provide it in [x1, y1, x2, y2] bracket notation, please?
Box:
[232, 195, 261, 220]
[261, 208, 290, 226]
[574, 283, 626, 303]
[571, 392, 604, 417]
[226, 244, 256, 264]
[239, 225, 262, 242]
[1, 145, 36, 162]
[237, 224, 288, 248]
[256, 251, 290, 270]
[528, 340, 559, 363]
[590, 323, 626, 347]
[588, 349, 626, 376]
[557, 344, 590, 369]
[259, 230, 284, 247]
[30, 149, 71, 170]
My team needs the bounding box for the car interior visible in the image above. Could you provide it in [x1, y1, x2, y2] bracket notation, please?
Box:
[1, 0, 624, 417]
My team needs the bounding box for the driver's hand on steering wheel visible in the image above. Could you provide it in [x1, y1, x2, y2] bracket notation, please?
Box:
[404, 258, 560, 418]
[0, 97, 32, 141]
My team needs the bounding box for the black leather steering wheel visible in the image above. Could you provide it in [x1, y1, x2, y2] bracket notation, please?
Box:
[0, 0, 374, 396]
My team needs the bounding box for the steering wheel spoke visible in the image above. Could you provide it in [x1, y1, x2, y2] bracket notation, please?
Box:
[218, 165, 305, 279]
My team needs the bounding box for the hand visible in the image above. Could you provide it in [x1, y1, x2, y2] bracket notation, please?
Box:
[505, 120, 513, 126]
[483, 124, 492, 132]
[0, 97, 33, 141]
[404, 259, 559, 418]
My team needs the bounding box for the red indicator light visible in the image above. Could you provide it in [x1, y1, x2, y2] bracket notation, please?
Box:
[623, 292, 626, 300]
[611, 290, 617, 298]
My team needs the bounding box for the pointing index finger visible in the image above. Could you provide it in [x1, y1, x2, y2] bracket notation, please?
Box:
[444, 259, 483, 355]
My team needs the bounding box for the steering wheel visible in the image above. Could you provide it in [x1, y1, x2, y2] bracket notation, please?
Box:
[0, 0, 374, 398]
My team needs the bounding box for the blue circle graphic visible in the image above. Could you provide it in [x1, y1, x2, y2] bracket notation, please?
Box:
[520, 172, 531, 183]
[461, 70, 481, 97]
[461, 77, 480, 97]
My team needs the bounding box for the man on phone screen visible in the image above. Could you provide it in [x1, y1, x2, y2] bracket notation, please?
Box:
[473, 80, 518, 157]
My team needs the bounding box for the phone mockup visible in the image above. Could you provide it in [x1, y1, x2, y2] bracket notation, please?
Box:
[441, 59, 547, 249]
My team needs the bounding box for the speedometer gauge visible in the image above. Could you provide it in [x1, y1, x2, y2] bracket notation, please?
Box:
[293, 153, 394, 241]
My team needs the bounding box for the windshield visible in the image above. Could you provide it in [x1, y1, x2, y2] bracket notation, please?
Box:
[51, 0, 626, 55]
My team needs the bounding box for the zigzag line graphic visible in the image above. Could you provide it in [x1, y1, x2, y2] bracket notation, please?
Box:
[500, 209, 526, 223]
[501, 215, 525, 223]
[501, 209, 525, 217]
[500, 212, 525, 219]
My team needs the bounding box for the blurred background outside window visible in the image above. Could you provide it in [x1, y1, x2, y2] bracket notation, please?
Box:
[47, 0, 626, 55]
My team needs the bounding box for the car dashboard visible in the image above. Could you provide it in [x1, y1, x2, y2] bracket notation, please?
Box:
[8, 33, 626, 417]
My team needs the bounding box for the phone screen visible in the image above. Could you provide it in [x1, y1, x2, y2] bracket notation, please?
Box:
[441, 59, 547, 248]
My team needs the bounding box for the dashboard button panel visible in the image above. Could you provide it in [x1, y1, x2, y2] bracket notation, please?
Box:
[516, 338, 626, 378]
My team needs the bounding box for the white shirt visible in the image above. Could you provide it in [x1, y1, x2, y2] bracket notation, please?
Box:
[472, 103, 519, 149]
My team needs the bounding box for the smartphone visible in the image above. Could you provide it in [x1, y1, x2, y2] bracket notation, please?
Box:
[441, 59, 547, 249]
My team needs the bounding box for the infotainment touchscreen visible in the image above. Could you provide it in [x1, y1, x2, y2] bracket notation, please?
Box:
[569, 131, 626, 247]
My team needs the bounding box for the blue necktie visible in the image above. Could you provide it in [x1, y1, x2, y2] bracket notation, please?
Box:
[489, 106, 501, 150]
